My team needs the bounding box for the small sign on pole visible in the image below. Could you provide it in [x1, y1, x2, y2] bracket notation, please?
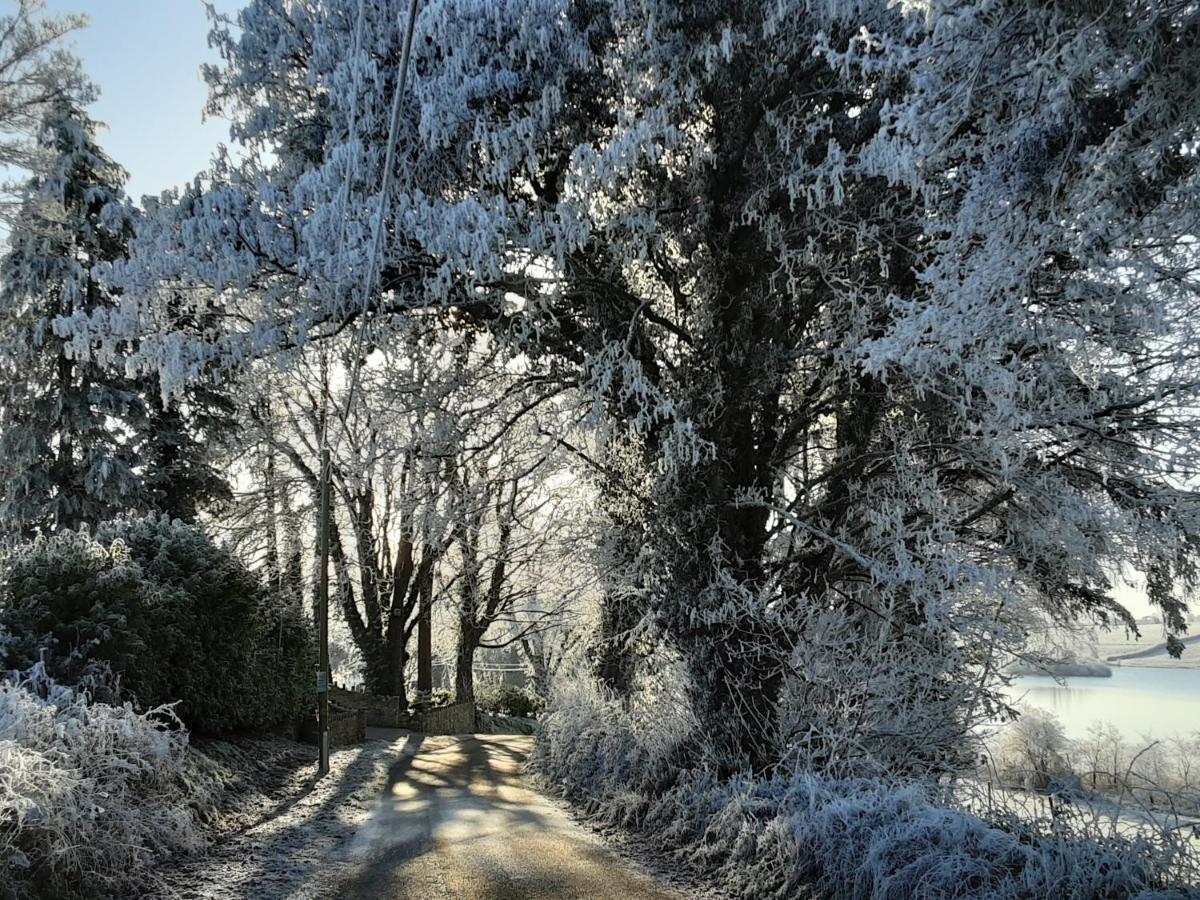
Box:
[317, 670, 328, 693]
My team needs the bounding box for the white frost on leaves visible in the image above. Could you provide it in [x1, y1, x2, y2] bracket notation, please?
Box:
[532, 679, 1200, 900]
[0, 665, 201, 897]
[61, 0, 1200, 781]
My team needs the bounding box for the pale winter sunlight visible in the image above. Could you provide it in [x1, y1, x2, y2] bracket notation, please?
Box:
[1, 1, 1199, 898]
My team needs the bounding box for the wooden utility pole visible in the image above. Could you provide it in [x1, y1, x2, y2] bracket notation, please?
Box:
[316, 445, 332, 776]
[315, 0, 420, 769]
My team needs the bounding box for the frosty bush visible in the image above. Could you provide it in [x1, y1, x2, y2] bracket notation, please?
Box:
[0, 517, 314, 732]
[475, 685, 545, 720]
[531, 682, 1200, 899]
[0, 530, 149, 691]
[0, 665, 202, 899]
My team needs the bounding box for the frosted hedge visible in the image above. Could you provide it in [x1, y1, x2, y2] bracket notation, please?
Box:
[0, 665, 202, 899]
[531, 682, 1200, 900]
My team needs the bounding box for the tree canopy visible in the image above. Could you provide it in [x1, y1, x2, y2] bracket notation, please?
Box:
[64, 0, 1200, 772]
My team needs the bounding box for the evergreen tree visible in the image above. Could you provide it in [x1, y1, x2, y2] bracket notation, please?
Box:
[0, 102, 235, 535]
[136, 376, 236, 522]
[0, 99, 143, 536]
[0, 0, 90, 224]
[132, 288, 236, 523]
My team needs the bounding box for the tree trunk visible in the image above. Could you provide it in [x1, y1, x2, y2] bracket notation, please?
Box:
[692, 625, 785, 771]
[364, 631, 409, 708]
[668, 344, 788, 771]
[263, 447, 281, 586]
[454, 629, 478, 706]
[416, 577, 433, 707]
[454, 626, 481, 733]
[520, 638, 552, 699]
[593, 588, 640, 697]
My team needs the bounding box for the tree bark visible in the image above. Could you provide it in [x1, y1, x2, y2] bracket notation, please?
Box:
[416, 574, 433, 706]
[454, 627, 480, 706]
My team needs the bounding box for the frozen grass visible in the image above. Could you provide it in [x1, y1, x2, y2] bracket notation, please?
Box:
[530, 681, 1200, 900]
[146, 735, 410, 900]
[0, 663, 377, 900]
[0, 664, 203, 899]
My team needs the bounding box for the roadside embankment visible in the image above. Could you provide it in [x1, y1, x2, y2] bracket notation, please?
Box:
[146, 732, 410, 900]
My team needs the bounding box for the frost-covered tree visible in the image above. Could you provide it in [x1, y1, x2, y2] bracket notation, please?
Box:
[235, 334, 463, 701]
[89, 0, 1200, 774]
[0, 104, 234, 536]
[219, 393, 309, 592]
[136, 373, 236, 523]
[0, 0, 90, 221]
[0, 100, 142, 535]
[995, 708, 1072, 791]
[130, 283, 237, 523]
[446, 425, 584, 707]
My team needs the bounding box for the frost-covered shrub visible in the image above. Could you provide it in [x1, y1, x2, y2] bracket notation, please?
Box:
[531, 681, 1200, 899]
[97, 516, 315, 732]
[0, 517, 314, 732]
[0, 665, 202, 899]
[0, 531, 149, 692]
[475, 684, 545, 720]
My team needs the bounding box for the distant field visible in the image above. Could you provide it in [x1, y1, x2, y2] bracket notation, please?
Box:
[1092, 630, 1200, 669]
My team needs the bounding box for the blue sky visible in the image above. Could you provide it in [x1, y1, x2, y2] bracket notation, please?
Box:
[41, 0, 245, 201]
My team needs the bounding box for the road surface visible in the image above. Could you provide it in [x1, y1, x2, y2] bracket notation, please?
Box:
[331, 730, 687, 899]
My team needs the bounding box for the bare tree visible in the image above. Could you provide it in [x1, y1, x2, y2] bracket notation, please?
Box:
[446, 435, 582, 707]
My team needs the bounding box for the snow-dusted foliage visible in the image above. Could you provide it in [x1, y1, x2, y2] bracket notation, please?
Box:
[72, 0, 1200, 775]
[531, 684, 1200, 900]
[0, 665, 201, 898]
[0, 97, 236, 537]
[0, 100, 143, 536]
[840, 0, 1200, 643]
[0, 0, 89, 219]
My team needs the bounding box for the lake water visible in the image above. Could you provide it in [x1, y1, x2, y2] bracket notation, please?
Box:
[1004, 667, 1200, 741]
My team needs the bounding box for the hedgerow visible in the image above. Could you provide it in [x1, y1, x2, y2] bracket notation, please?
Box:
[531, 680, 1200, 900]
[476, 684, 545, 720]
[0, 517, 313, 732]
[0, 664, 203, 899]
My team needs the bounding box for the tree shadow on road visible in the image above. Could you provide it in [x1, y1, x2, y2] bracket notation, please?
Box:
[149, 733, 422, 899]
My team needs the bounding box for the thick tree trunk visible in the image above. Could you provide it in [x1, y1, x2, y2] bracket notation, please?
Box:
[650, 89, 796, 770]
[670, 300, 788, 771]
[454, 630, 478, 706]
[593, 588, 640, 697]
[453, 626, 481, 733]
[363, 632, 409, 708]
[686, 617, 785, 772]
[416, 582, 432, 706]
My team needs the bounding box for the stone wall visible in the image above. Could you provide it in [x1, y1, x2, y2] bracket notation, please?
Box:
[329, 686, 406, 727]
[328, 686, 478, 734]
[330, 706, 366, 745]
[298, 704, 367, 746]
[416, 700, 476, 735]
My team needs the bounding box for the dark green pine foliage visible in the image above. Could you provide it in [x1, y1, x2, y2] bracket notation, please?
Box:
[137, 345, 236, 523]
[0, 99, 144, 536]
